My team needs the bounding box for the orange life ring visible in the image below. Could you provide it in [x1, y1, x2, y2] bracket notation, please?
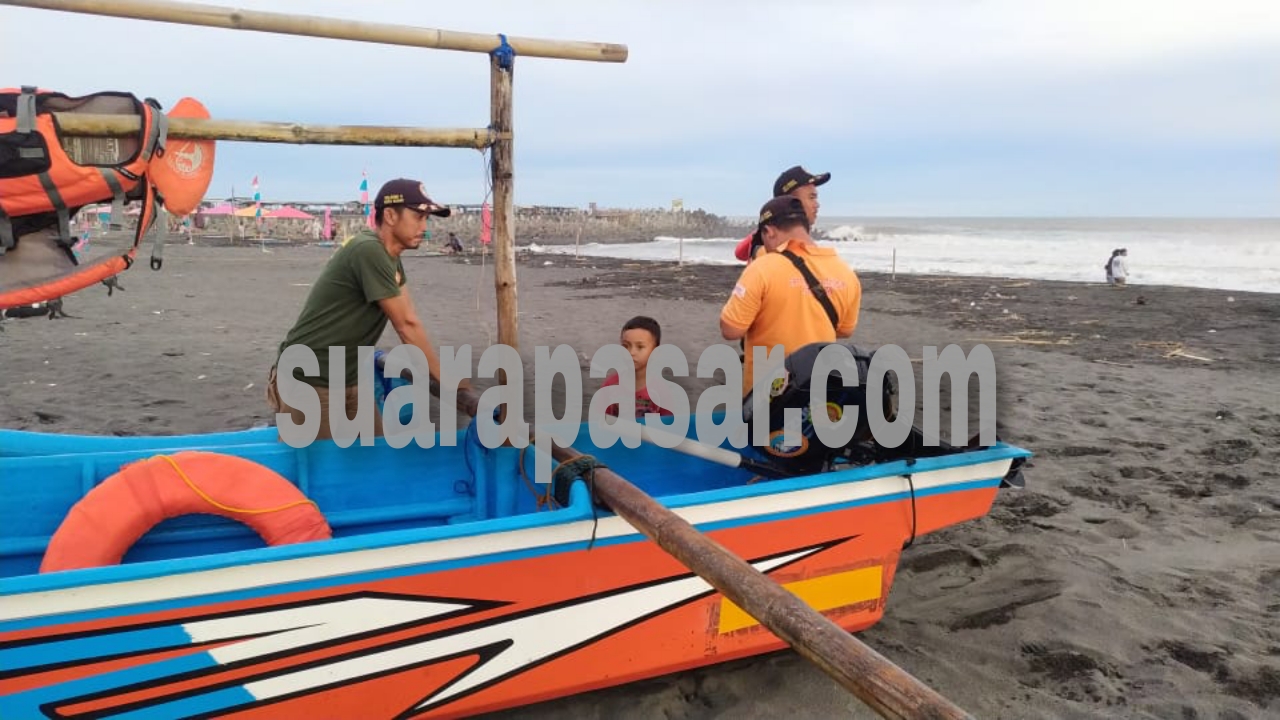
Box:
[40, 451, 332, 573]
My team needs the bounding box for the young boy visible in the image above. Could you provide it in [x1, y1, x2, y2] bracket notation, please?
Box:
[602, 316, 674, 419]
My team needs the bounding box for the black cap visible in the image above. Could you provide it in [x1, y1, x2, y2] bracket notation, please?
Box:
[758, 195, 809, 227]
[773, 166, 831, 197]
[374, 178, 451, 217]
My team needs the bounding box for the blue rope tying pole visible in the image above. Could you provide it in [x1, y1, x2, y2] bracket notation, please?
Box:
[491, 33, 515, 70]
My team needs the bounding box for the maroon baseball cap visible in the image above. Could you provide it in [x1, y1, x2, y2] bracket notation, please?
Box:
[374, 178, 451, 217]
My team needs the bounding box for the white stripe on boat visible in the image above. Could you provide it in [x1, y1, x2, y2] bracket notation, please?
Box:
[1, 459, 1011, 622]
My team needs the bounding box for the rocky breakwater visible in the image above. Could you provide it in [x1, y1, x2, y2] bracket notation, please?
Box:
[431, 207, 750, 246]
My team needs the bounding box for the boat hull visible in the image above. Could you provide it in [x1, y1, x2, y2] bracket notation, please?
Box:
[0, 425, 1025, 719]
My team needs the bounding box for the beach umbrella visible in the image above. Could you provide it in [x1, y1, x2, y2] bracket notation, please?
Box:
[266, 206, 314, 220]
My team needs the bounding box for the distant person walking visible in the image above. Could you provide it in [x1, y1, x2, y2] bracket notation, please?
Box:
[1109, 248, 1129, 286]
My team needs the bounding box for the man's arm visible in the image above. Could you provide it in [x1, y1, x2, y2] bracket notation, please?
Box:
[721, 318, 748, 341]
[720, 263, 765, 341]
[835, 272, 862, 339]
[378, 292, 471, 391]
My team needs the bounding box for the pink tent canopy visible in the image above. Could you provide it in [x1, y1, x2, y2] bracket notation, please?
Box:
[199, 204, 237, 216]
[266, 206, 314, 220]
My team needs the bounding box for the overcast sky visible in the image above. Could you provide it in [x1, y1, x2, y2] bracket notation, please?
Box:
[3, 0, 1277, 217]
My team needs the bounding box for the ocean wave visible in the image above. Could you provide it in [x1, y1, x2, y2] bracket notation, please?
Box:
[822, 225, 865, 242]
[537, 222, 1280, 293]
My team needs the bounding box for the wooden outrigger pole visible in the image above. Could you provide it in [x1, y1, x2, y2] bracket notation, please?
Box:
[1, 1, 973, 717]
[0, 0, 629, 62]
[50, 114, 502, 149]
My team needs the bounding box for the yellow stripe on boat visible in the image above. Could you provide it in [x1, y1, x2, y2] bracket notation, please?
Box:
[718, 566, 883, 634]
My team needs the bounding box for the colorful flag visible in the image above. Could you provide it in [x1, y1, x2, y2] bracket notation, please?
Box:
[252, 175, 261, 220]
[360, 170, 373, 228]
[480, 202, 492, 245]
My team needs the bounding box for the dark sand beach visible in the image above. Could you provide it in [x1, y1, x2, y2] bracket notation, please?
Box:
[2, 239, 1277, 719]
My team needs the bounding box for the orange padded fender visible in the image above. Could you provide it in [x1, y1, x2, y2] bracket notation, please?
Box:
[149, 97, 216, 217]
[40, 451, 332, 573]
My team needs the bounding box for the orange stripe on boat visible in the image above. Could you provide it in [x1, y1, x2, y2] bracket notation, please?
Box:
[718, 565, 883, 634]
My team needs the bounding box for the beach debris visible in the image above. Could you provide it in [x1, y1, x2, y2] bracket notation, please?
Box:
[162, 351, 184, 357]
[1136, 341, 1215, 363]
[1227, 296, 1235, 303]
[1092, 359, 1133, 368]
[1208, 329, 1217, 333]
[1067, 295, 1078, 301]
[244, 383, 255, 391]
[968, 336, 1072, 346]
[543, 261, 554, 266]
[1135, 296, 1148, 305]
[196, 374, 207, 380]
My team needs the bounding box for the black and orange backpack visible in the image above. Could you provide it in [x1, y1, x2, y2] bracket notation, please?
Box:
[0, 86, 213, 309]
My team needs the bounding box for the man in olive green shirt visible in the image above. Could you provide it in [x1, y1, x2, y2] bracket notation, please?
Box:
[266, 178, 456, 440]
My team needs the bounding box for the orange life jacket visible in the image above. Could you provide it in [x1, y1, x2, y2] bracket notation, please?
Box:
[0, 86, 167, 308]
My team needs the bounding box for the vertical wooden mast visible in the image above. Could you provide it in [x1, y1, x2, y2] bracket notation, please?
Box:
[489, 38, 518, 414]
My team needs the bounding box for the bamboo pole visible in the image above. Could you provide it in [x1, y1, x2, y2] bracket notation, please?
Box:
[440, 383, 975, 719]
[51, 113, 499, 149]
[0, 0, 628, 62]
[490, 52, 518, 422]
[547, 444, 973, 720]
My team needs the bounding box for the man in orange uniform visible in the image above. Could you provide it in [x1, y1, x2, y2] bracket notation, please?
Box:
[733, 165, 829, 263]
[720, 195, 862, 396]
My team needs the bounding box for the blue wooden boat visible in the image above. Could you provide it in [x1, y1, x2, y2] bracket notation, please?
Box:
[0, 409, 1028, 719]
